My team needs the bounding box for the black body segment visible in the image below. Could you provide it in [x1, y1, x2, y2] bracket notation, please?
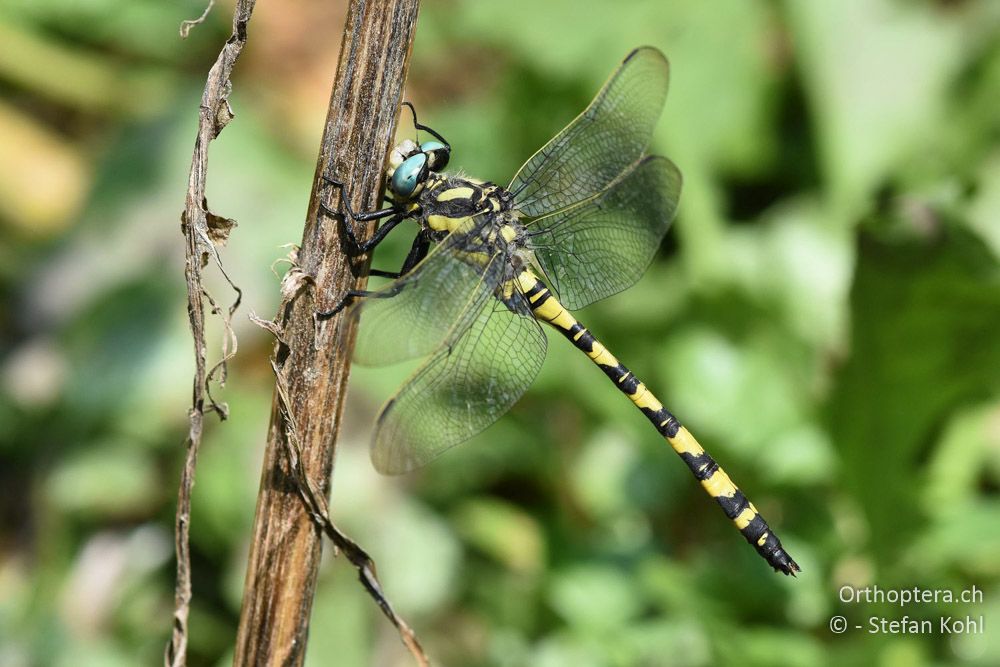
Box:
[516, 269, 800, 575]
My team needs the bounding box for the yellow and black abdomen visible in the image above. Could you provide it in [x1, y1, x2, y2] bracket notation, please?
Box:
[514, 269, 800, 575]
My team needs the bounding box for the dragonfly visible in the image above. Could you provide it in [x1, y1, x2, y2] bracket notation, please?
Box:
[318, 46, 799, 575]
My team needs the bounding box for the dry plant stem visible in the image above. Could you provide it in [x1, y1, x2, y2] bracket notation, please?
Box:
[169, 1, 253, 667]
[266, 359, 427, 663]
[234, 0, 421, 664]
[180, 0, 216, 38]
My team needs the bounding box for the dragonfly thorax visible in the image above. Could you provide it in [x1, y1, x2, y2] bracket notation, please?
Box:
[418, 175, 520, 237]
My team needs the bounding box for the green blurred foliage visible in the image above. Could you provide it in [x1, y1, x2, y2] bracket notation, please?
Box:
[1, 0, 999, 665]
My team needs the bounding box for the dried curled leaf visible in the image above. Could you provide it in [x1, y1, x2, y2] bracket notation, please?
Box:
[212, 81, 235, 135]
[206, 209, 237, 246]
[249, 311, 285, 342]
[279, 266, 313, 304]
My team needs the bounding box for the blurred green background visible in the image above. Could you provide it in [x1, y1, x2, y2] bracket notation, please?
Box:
[2, 0, 999, 665]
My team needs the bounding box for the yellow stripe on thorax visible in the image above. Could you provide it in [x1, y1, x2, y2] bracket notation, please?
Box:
[436, 187, 475, 202]
[427, 213, 470, 232]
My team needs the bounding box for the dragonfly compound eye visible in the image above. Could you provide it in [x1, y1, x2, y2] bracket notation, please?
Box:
[390, 153, 427, 198]
[420, 140, 450, 171]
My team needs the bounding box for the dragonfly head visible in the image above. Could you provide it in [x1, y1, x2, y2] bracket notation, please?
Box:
[386, 137, 451, 201]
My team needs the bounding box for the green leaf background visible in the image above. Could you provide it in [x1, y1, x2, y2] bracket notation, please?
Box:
[1, 0, 998, 665]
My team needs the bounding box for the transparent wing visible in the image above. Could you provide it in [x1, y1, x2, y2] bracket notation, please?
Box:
[509, 46, 670, 219]
[371, 285, 547, 474]
[352, 217, 503, 367]
[527, 155, 681, 311]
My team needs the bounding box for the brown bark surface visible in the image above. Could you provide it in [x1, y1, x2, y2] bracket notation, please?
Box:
[233, 0, 421, 664]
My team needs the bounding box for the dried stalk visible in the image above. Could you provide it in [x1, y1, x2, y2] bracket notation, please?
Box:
[233, 0, 423, 664]
[168, 1, 251, 666]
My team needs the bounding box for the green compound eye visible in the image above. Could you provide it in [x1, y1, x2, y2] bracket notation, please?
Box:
[420, 141, 446, 152]
[391, 153, 427, 197]
[420, 140, 450, 171]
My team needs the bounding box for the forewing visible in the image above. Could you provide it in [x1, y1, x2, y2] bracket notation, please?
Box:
[528, 155, 681, 310]
[371, 287, 547, 474]
[352, 217, 502, 366]
[509, 47, 670, 218]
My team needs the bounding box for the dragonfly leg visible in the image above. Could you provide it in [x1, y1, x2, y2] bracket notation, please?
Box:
[362, 230, 431, 279]
[316, 280, 407, 320]
[394, 231, 431, 276]
[318, 175, 407, 255]
[368, 269, 401, 279]
[316, 231, 426, 320]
